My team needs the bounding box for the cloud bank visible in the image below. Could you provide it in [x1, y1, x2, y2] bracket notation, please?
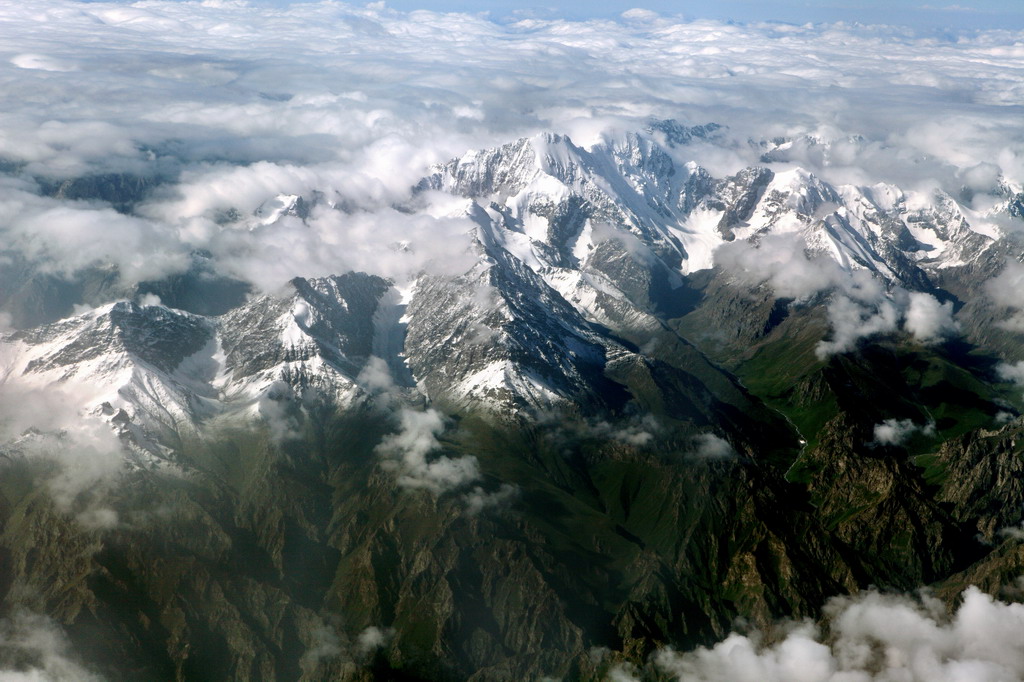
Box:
[2, 0, 1024, 302]
[613, 585, 1024, 682]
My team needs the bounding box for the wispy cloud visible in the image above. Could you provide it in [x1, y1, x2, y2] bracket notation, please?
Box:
[715, 234, 961, 357]
[0, 609, 104, 681]
[919, 4, 982, 11]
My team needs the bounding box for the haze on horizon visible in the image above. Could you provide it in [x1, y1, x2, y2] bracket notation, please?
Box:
[322, 0, 1024, 31]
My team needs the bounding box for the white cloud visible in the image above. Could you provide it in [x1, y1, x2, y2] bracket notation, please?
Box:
[960, 161, 1002, 192]
[985, 260, 1024, 331]
[815, 270, 958, 356]
[815, 287, 958, 357]
[255, 381, 304, 442]
[0, 610, 103, 681]
[652, 585, 1024, 682]
[918, 4, 981, 12]
[356, 355, 397, 395]
[691, 433, 735, 459]
[298, 619, 343, 672]
[903, 292, 958, 344]
[816, 293, 900, 359]
[355, 626, 394, 656]
[994, 410, 1016, 424]
[0, 382, 124, 528]
[375, 408, 480, 494]
[621, 8, 661, 22]
[138, 293, 163, 307]
[10, 53, 78, 72]
[529, 412, 673, 459]
[872, 418, 936, 446]
[1000, 524, 1024, 541]
[297, 617, 397, 672]
[0, 177, 188, 284]
[714, 234, 845, 303]
[579, 414, 664, 448]
[997, 361, 1024, 385]
[608, 662, 642, 681]
[717, 235, 960, 358]
[463, 483, 519, 516]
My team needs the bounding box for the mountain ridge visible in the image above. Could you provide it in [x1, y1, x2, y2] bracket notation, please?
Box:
[2, 121, 1024, 680]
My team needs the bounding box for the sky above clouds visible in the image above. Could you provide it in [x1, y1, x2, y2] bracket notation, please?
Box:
[354, 0, 1024, 29]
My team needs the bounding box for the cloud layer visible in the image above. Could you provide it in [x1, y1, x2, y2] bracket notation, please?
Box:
[614, 585, 1024, 682]
[3, 1, 1024, 298]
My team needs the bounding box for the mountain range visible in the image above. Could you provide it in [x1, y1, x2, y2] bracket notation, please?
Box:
[1, 120, 1023, 680]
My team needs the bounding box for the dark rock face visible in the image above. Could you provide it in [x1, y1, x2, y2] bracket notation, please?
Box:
[404, 255, 624, 413]
[38, 172, 163, 213]
[710, 166, 774, 240]
[5, 392, 1018, 681]
[645, 119, 723, 148]
[289, 274, 391, 362]
[14, 301, 214, 375]
[219, 273, 391, 382]
[136, 253, 252, 318]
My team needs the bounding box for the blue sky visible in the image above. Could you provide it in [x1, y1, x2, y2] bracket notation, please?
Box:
[375, 0, 1024, 30]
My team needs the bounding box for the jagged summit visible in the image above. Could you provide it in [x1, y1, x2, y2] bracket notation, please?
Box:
[422, 126, 1000, 291]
